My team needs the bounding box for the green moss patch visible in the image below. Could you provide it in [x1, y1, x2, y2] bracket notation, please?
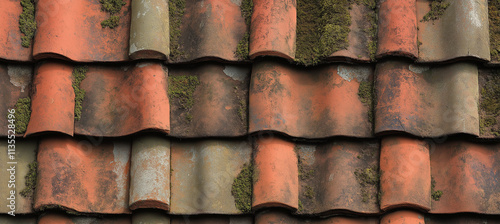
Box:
[231, 163, 253, 213]
[362, 0, 378, 60]
[236, 0, 253, 60]
[238, 99, 247, 122]
[490, 0, 500, 61]
[20, 161, 37, 198]
[304, 185, 314, 199]
[421, 0, 450, 22]
[72, 66, 88, 121]
[99, 0, 126, 28]
[358, 80, 374, 124]
[19, 0, 36, 48]
[354, 166, 379, 203]
[431, 176, 443, 201]
[479, 73, 500, 136]
[168, 75, 200, 122]
[169, 0, 186, 60]
[13, 97, 31, 134]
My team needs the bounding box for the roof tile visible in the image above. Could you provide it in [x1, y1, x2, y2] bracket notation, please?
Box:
[255, 209, 379, 224]
[0, 0, 33, 61]
[38, 213, 131, 224]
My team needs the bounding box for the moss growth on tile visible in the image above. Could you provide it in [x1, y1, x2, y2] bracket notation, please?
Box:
[169, 0, 186, 60]
[72, 66, 88, 121]
[19, 0, 36, 48]
[13, 97, 31, 134]
[297, 147, 315, 181]
[362, 0, 378, 60]
[298, 199, 304, 212]
[231, 163, 253, 213]
[421, 0, 450, 22]
[99, 0, 126, 28]
[479, 73, 500, 136]
[431, 176, 443, 201]
[490, 0, 500, 61]
[358, 80, 374, 123]
[238, 99, 247, 122]
[20, 161, 37, 198]
[236, 0, 253, 60]
[354, 166, 379, 203]
[304, 185, 315, 199]
[168, 75, 200, 122]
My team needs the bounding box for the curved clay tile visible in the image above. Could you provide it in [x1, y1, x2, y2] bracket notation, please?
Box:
[129, 0, 169, 60]
[33, 0, 130, 62]
[169, 63, 249, 137]
[381, 210, 425, 224]
[375, 60, 479, 137]
[169, 0, 247, 63]
[253, 136, 380, 215]
[0, 140, 37, 214]
[417, 0, 490, 62]
[250, 0, 296, 60]
[252, 137, 298, 211]
[26, 61, 170, 137]
[430, 141, 500, 214]
[380, 137, 431, 211]
[0, 63, 33, 136]
[129, 136, 170, 211]
[255, 209, 379, 224]
[170, 140, 252, 214]
[25, 62, 75, 137]
[249, 61, 374, 138]
[376, 0, 418, 59]
[34, 137, 131, 214]
[38, 213, 131, 224]
[0, 0, 33, 61]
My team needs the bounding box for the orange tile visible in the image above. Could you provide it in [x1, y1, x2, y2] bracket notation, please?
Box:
[249, 61, 373, 138]
[380, 137, 431, 211]
[381, 210, 425, 224]
[376, 0, 418, 59]
[375, 60, 479, 137]
[0, 0, 33, 61]
[253, 136, 298, 211]
[34, 136, 131, 214]
[170, 0, 247, 62]
[33, 0, 130, 62]
[250, 0, 296, 60]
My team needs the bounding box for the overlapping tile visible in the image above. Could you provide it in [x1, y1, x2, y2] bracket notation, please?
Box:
[38, 213, 131, 224]
[170, 139, 252, 214]
[0, 139, 37, 214]
[0, 0, 33, 61]
[26, 61, 169, 137]
[249, 60, 374, 139]
[168, 0, 248, 63]
[255, 209, 379, 224]
[169, 63, 249, 137]
[253, 136, 380, 215]
[33, 0, 130, 62]
[375, 60, 479, 138]
[34, 136, 131, 214]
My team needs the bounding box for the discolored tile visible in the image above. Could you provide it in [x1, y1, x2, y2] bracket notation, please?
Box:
[0, 0, 33, 61]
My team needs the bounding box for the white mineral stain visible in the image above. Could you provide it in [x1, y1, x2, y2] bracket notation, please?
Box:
[223, 66, 248, 81]
[409, 64, 430, 74]
[337, 65, 370, 82]
[7, 65, 32, 92]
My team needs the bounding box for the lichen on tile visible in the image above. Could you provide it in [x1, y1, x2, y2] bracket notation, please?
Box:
[100, 0, 127, 28]
[72, 66, 88, 121]
[354, 166, 380, 203]
[431, 176, 443, 201]
[19, 0, 36, 48]
[479, 71, 500, 136]
[421, 0, 450, 22]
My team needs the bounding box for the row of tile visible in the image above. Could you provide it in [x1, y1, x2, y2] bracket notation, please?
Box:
[1, 59, 499, 139]
[2, 210, 500, 224]
[1, 135, 498, 215]
[0, 0, 498, 64]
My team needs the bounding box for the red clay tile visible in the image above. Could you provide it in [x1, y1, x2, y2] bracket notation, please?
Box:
[381, 210, 425, 224]
[129, 0, 170, 60]
[129, 136, 170, 211]
[380, 137, 431, 211]
[250, 0, 296, 60]
[249, 61, 373, 138]
[33, 0, 131, 62]
[25, 62, 75, 137]
[169, 63, 249, 137]
[253, 136, 298, 211]
[27, 61, 170, 137]
[0, 63, 33, 136]
[170, 140, 252, 214]
[376, 0, 418, 59]
[38, 213, 131, 224]
[170, 0, 247, 63]
[375, 60, 479, 137]
[426, 214, 500, 224]
[255, 209, 379, 224]
[417, 0, 490, 62]
[430, 141, 500, 214]
[0, 0, 33, 61]
[34, 136, 131, 214]
[253, 136, 380, 215]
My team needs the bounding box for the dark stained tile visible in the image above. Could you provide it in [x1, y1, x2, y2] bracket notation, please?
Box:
[255, 209, 379, 224]
[38, 213, 131, 224]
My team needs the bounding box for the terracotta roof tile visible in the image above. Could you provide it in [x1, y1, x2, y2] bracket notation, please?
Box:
[0, 0, 33, 62]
